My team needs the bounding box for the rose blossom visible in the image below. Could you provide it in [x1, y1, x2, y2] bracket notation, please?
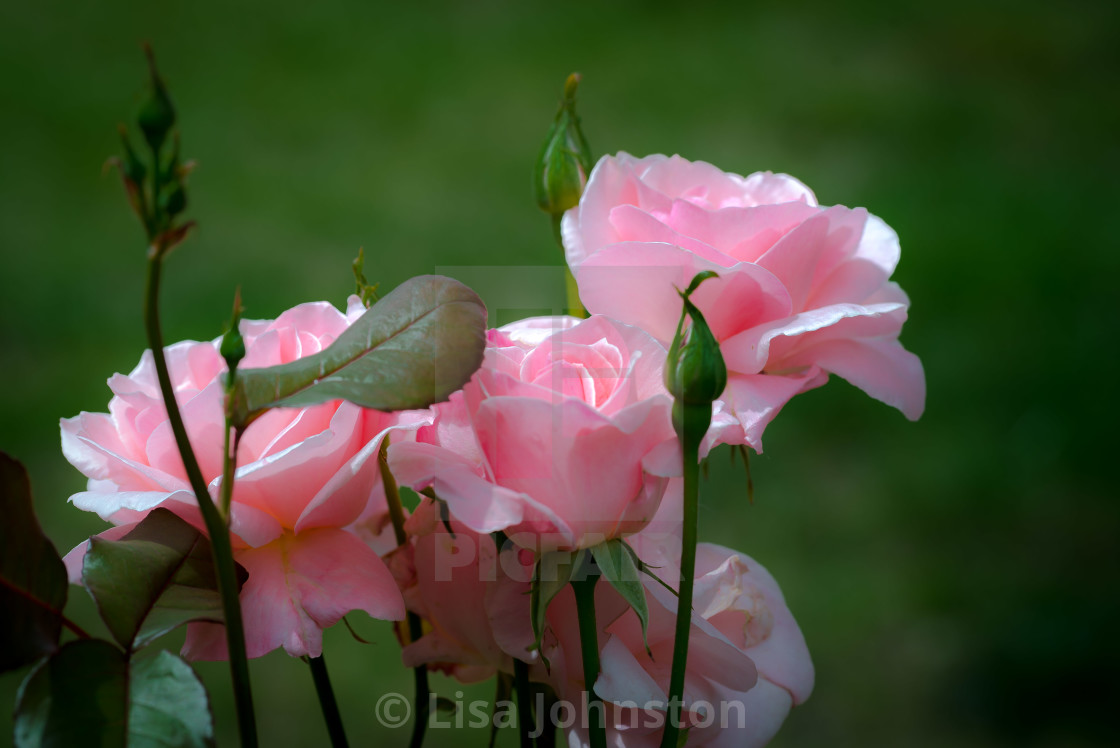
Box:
[391, 497, 525, 683]
[60, 296, 410, 659]
[530, 538, 810, 747]
[388, 314, 679, 552]
[562, 152, 925, 451]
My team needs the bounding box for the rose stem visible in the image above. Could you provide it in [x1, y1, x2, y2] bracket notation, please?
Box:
[513, 656, 536, 748]
[144, 249, 258, 747]
[658, 407, 703, 748]
[307, 653, 349, 748]
[377, 435, 430, 748]
[571, 569, 607, 748]
[551, 214, 586, 318]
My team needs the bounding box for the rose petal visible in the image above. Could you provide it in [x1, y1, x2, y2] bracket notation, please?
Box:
[182, 528, 404, 660]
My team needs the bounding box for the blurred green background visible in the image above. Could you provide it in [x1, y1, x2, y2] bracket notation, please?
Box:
[2, 0, 1117, 745]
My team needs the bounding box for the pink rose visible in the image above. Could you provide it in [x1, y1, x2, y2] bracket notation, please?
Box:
[388, 315, 679, 553]
[533, 537, 811, 747]
[61, 296, 410, 659]
[563, 153, 925, 451]
[393, 497, 526, 683]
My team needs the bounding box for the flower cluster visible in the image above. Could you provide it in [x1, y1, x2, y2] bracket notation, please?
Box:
[63, 154, 923, 746]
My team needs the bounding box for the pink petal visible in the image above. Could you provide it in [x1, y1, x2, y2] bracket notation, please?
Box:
[757, 205, 868, 312]
[224, 500, 285, 548]
[788, 336, 926, 421]
[69, 489, 197, 523]
[403, 530, 508, 674]
[595, 635, 668, 706]
[690, 264, 792, 344]
[143, 378, 226, 483]
[562, 155, 644, 264]
[295, 421, 389, 532]
[572, 242, 718, 343]
[232, 403, 362, 529]
[698, 678, 794, 748]
[661, 199, 820, 264]
[183, 528, 404, 660]
[388, 441, 534, 537]
[695, 544, 814, 704]
[61, 416, 187, 493]
[607, 203, 735, 266]
[474, 396, 666, 547]
[719, 370, 829, 453]
[720, 301, 906, 374]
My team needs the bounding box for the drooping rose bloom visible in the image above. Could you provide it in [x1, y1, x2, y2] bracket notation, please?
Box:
[61, 296, 410, 659]
[391, 496, 529, 683]
[388, 315, 679, 553]
[562, 153, 925, 451]
[528, 534, 811, 747]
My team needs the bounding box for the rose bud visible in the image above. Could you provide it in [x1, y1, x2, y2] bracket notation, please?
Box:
[665, 272, 728, 443]
[534, 73, 593, 218]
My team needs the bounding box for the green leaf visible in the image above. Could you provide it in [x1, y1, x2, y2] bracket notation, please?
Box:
[229, 275, 487, 427]
[14, 639, 215, 748]
[682, 270, 719, 297]
[129, 650, 216, 747]
[591, 539, 650, 654]
[0, 452, 68, 673]
[82, 508, 244, 652]
[530, 550, 576, 656]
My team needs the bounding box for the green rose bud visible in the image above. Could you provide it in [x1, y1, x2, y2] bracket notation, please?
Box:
[220, 290, 246, 380]
[137, 44, 176, 154]
[534, 73, 594, 217]
[118, 126, 146, 186]
[664, 271, 728, 444]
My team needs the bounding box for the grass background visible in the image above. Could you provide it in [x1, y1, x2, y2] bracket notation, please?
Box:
[1, 1, 1117, 745]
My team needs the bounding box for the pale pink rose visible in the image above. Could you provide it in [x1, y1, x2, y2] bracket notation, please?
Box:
[388, 315, 679, 552]
[61, 296, 412, 659]
[562, 152, 925, 452]
[535, 537, 810, 747]
[392, 497, 528, 683]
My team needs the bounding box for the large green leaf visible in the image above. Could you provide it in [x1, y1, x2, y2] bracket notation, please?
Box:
[14, 639, 214, 748]
[228, 275, 487, 426]
[0, 452, 68, 673]
[82, 508, 243, 652]
[591, 539, 650, 654]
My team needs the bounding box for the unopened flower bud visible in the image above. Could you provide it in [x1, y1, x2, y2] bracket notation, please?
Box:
[665, 272, 727, 444]
[118, 126, 146, 186]
[137, 44, 175, 154]
[534, 73, 593, 216]
[665, 272, 727, 406]
[220, 290, 246, 379]
[109, 126, 148, 224]
[161, 183, 187, 217]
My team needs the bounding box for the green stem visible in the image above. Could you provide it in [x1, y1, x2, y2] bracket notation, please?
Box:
[659, 413, 702, 748]
[377, 436, 429, 748]
[308, 653, 349, 748]
[534, 685, 559, 748]
[144, 254, 258, 748]
[513, 656, 536, 748]
[571, 573, 606, 748]
[551, 214, 585, 318]
[219, 423, 242, 518]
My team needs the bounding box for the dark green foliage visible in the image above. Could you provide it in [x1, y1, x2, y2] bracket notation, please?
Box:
[0, 453, 67, 673]
[81, 508, 241, 653]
